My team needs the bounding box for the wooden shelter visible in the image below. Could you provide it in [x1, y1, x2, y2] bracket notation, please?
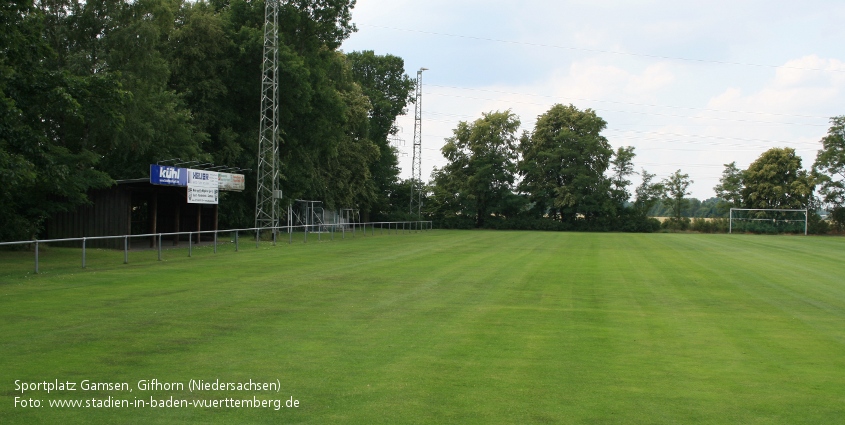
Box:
[45, 179, 219, 249]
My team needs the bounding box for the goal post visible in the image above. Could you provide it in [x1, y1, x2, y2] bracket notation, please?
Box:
[729, 208, 808, 235]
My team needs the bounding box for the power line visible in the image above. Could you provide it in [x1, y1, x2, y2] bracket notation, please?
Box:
[425, 92, 829, 127]
[363, 24, 845, 73]
[604, 129, 820, 147]
[426, 84, 833, 120]
[408, 128, 822, 149]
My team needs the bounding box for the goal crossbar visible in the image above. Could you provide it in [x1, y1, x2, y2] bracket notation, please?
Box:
[729, 208, 808, 235]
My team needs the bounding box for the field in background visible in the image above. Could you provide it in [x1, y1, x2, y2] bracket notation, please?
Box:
[2, 231, 845, 424]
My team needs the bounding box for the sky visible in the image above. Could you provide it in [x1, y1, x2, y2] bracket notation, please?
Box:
[339, 0, 845, 199]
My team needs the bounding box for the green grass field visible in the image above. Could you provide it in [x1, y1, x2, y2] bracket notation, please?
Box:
[2, 230, 845, 424]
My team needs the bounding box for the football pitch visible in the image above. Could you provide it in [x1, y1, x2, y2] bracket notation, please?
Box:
[1, 230, 844, 424]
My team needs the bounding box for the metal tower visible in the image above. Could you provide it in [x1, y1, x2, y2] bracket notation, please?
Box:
[255, 0, 280, 230]
[410, 68, 427, 217]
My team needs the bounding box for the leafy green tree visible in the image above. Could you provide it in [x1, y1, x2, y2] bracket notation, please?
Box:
[634, 169, 664, 215]
[610, 146, 636, 204]
[518, 104, 613, 224]
[742, 147, 814, 209]
[98, 0, 206, 179]
[814, 116, 845, 229]
[316, 77, 379, 211]
[280, 0, 357, 53]
[662, 170, 692, 225]
[168, 1, 233, 145]
[434, 110, 521, 227]
[346, 50, 415, 219]
[0, 0, 116, 241]
[714, 161, 743, 214]
[696, 197, 724, 218]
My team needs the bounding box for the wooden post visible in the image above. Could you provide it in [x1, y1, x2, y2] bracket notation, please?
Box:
[124, 192, 132, 235]
[173, 204, 180, 246]
[196, 204, 202, 244]
[150, 191, 158, 248]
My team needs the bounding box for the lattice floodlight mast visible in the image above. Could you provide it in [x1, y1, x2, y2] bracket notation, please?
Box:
[255, 0, 280, 230]
[410, 68, 427, 217]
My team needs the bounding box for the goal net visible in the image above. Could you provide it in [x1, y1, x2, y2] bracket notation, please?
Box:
[729, 208, 808, 235]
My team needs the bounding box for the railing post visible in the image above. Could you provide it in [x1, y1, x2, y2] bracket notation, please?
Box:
[273, 228, 277, 246]
[256, 228, 259, 249]
[34, 240, 39, 274]
[158, 234, 162, 261]
[189, 233, 192, 257]
[82, 238, 86, 269]
[235, 231, 239, 252]
[124, 236, 129, 264]
[214, 231, 218, 253]
[289, 227, 292, 244]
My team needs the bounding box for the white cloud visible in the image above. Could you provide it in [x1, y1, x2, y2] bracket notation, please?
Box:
[343, 2, 845, 198]
[709, 56, 845, 113]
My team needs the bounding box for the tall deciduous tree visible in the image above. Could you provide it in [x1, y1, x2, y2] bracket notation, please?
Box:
[433, 110, 521, 227]
[634, 169, 664, 215]
[346, 50, 415, 219]
[662, 170, 692, 223]
[518, 104, 612, 223]
[1, 0, 116, 241]
[814, 116, 845, 229]
[98, 0, 206, 179]
[610, 146, 636, 204]
[742, 147, 814, 209]
[714, 161, 743, 213]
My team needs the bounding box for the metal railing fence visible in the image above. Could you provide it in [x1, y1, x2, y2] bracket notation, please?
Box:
[0, 220, 433, 274]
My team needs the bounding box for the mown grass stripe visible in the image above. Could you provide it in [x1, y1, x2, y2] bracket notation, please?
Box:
[2, 231, 844, 424]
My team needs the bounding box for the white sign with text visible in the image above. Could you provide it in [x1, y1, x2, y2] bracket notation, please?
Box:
[187, 169, 219, 204]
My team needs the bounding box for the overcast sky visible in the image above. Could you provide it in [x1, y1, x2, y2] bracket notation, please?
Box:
[340, 0, 845, 199]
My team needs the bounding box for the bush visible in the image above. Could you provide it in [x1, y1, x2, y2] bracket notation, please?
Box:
[808, 212, 829, 235]
[661, 217, 690, 231]
[689, 218, 728, 233]
[829, 207, 845, 232]
[432, 212, 663, 233]
[690, 218, 710, 233]
[711, 218, 729, 233]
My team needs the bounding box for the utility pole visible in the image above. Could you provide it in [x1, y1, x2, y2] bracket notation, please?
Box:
[255, 0, 280, 231]
[410, 67, 427, 218]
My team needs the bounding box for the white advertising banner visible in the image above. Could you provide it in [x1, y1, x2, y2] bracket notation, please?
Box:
[218, 172, 245, 192]
[187, 169, 219, 204]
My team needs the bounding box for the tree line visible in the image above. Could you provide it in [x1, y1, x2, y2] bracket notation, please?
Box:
[1, 0, 418, 242]
[423, 106, 845, 234]
[426, 105, 663, 232]
[3, 1, 844, 241]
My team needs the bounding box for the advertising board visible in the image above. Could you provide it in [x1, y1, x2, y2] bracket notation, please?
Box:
[150, 165, 187, 186]
[187, 169, 219, 204]
[218, 172, 246, 192]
